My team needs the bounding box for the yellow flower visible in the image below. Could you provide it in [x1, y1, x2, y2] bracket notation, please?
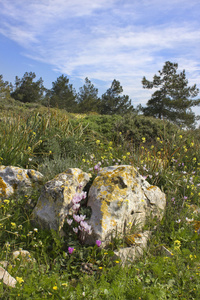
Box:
[3, 199, 10, 204]
[61, 283, 68, 287]
[142, 137, 146, 143]
[96, 140, 100, 145]
[82, 158, 86, 163]
[190, 142, 194, 147]
[115, 261, 120, 264]
[193, 157, 197, 161]
[11, 222, 17, 229]
[126, 152, 130, 156]
[99, 267, 103, 269]
[16, 277, 24, 284]
[53, 286, 58, 290]
[179, 135, 182, 139]
[122, 156, 126, 160]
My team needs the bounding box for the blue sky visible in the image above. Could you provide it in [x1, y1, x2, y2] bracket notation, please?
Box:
[0, 0, 200, 120]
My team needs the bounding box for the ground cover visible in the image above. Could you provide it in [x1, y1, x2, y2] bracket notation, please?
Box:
[0, 105, 200, 299]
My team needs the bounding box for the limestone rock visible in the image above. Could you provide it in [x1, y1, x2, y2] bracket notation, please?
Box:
[0, 165, 44, 198]
[32, 168, 91, 231]
[13, 250, 36, 263]
[114, 231, 151, 265]
[84, 165, 166, 246]
[0, 266, 16, 288]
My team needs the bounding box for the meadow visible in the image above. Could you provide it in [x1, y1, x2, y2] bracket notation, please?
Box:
[0, 101, 200, 299]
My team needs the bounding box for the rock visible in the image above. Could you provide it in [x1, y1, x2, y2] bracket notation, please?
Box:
[114, 231, 151, 265]
[0, 266, 16, 288]
[32, 168, 91, 231]
[13, 250, 36, 263]
[83, 165, 166, 246]
[0, 165, 44, 198]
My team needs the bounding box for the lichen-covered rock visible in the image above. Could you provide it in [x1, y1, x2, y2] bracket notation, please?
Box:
[32, 168, 91, 231]
[0, 166, 44, 198]
[114, 231, 151, 265]
[83, 165, 166, 246]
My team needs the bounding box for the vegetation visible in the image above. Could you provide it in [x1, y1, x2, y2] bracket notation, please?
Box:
[0, 101, 200, 299]
[142, 61, 200, 128]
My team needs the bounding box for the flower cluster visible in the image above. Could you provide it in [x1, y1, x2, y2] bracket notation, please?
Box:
[66, 191, 92, 235]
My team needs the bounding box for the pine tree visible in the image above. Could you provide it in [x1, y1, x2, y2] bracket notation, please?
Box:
[142, 61, 200, 128]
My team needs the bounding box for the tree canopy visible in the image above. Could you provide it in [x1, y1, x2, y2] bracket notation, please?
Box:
[142, 61, 200, 128]
[99, 79, 134, 115]
[0, 75, 12, 101]
[47, 75, 77, 112]
[77, 77, 100, 113]
[11, 72, 45, 103]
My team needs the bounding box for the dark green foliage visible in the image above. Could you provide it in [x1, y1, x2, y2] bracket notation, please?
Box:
[142, 61, 200, 128]
[77, 77, 100, 113]
[47, 74, 77, 112]
[99, 79, 135, 115]
[11, 72, 45, 103]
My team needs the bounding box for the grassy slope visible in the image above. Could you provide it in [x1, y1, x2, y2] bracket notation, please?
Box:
[0, 100, 200, 299]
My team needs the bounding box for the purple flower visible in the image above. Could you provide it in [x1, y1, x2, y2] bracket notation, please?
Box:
[68, 247, 74, 254]
[94, 162, 101, 172]
[96, 240, 101, 247]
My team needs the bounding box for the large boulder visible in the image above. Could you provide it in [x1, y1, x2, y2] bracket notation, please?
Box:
[32, 168, 91, 231]
[83, 165, 166, 246]
[0, 166, 44, 198]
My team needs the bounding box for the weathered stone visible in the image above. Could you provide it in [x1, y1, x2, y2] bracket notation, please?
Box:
[83, 165, 166, 246]
[13, 250, 36, 263]
[114, 231, 151, 265]
[0, 266, 16, 288]
[32, 168, 91, 231]
[0, 165, 44, 198]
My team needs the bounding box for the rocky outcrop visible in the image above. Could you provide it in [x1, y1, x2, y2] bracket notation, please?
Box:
[32, 168, 91, 231]
[83, 165, 166, 246]
[0, 166, 43, 198]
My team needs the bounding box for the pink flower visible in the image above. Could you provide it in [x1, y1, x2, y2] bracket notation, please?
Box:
[73, 227, 78, 234]
[67, 219, 73, 225]
[68, 247, 74, 254]
[96, 240, 101, 247]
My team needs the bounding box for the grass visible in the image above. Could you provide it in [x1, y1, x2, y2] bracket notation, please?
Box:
[0, 104, 200, 299]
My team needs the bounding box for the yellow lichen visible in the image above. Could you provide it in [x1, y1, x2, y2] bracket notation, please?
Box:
[0, 177, 7, 197]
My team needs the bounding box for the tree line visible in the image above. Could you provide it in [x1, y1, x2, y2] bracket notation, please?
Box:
[0, 61, 199, 128]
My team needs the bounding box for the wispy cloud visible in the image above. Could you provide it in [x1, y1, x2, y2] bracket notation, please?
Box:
[0, 0, 199, 106]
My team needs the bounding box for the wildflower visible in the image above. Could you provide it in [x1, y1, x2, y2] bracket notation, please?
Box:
[122, 155, 126, 160]
[99, 267, 103, 269]
[67, 218, 73, 225]
[11, 222, 17, 229]
[115, 261, 120, 264]
[179, 135, 182, 139]
[190, 142, 194, 147]
[96, 240, 101, 247]
[61, 283, 68, 287]
[96, 140, 100, 145]
[73, 227, 78, 234]
[142, 137, 146, 143]
[33, 228, 38, 232]
[82, 158, 86, 163]
[94, 162, 101, 172]
[68, 247, 74, 254]
[126, 152, 130, 156]
[73, 214, 86, 223]
[16, 277, 24, 284]
[53, 286, 58, 290]
[3, 199, 10, 204]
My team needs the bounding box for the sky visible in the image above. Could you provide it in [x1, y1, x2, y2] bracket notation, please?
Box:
[0, 0, 200, 122]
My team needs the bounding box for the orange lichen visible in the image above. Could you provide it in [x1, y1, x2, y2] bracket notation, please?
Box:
[0, 176, 7, 197]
